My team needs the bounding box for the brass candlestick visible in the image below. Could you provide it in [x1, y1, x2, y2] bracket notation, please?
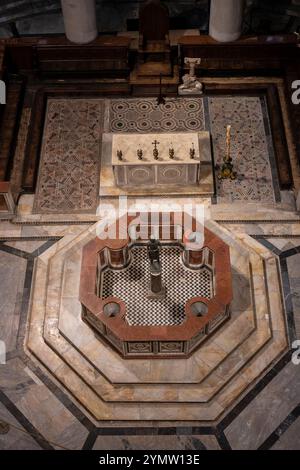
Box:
[152, 139, 159, 160]
[190, 143, 195, 160]
[137, 148, 143, 160]
[169, 144, 175, 159]
[218, 125, 237, 180]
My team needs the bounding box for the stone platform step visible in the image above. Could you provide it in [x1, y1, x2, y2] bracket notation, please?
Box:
[130, 66, 179, 96]
[136, 61, 172, 78]
[26, 221, 288, 421]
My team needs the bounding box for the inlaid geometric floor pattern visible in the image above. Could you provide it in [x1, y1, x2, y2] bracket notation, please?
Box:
[33, 96, 279, 213]
[208, 96, 278, 203]
[0, 223, 299, 449]
[21, 219, 290, 432]
[34, 99, 104, 214]
[101, 245, 212, 326]
[109, 97, 205, 133]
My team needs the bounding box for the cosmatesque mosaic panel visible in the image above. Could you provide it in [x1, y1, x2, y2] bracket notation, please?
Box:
[208, 96, 276, 203]
[109, 98, 205, 133]
[34, 99, 104, 213]
[33, 96, 279, 213]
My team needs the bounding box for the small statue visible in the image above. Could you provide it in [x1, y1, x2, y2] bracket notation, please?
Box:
[147, 235, 161, 266]
[117, 150, 123, 161]
[178, 57, 203, 95]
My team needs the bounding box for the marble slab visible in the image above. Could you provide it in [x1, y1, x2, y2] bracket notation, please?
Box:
[112, 133, 200, 165]
[100, 132, 214, 197]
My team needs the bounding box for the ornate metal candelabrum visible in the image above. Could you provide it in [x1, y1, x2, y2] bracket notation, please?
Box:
[218, 125, 237, 180]
[152, 139, 159, 160]
[169, 144, 175, 159]
[189, 143, 195, 160]
[137, 148, 143, 160]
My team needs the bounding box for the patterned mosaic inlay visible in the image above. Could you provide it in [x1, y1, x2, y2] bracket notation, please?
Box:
[34, 99, 104, 213]
[208, 96, 276, 203]
[33, 96, 279, 213]
[101, 245, 212, 326]
[109, 98, 205, 133]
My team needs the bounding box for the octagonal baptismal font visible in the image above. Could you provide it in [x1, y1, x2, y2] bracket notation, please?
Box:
[26, 211, 288, 422]
[80, 213, 232, 359]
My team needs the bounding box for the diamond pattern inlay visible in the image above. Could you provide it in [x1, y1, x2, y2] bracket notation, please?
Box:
[101, 246, 212, 326]
[34, 99, 104, 213]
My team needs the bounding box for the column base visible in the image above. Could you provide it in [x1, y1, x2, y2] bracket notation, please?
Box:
[209, 26, 241, 43]
[147, 286, 166, 299]
[66, 30, 98, 45]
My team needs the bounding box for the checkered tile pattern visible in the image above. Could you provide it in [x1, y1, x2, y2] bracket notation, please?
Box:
[101, 246, 213, 326]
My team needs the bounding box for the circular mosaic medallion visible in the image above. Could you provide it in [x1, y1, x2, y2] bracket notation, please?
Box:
[110, 119, 126, 131]
[136, 101, 153, 113]
[160, 117, 177, 131]
[111, 101, 129, 113]
[183, 99, 202, 112]
[136, 119, 152, 132]
[185, 117, 203, 130]
[162, 101, 176, 112]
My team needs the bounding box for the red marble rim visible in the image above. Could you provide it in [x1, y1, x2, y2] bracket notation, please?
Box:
[79, 213, 233, 342]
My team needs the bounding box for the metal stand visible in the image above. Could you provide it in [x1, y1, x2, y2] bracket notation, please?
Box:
[218, 155, 237, 180]
[147, 236, 166, 299]
[147, 261, 166, 299]
[218, 125, 237, 180]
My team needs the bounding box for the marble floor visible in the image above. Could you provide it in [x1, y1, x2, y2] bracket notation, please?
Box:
[0, 94, 300, 450]
[0, 213, 299, 450]
[33, 96, 286, 214]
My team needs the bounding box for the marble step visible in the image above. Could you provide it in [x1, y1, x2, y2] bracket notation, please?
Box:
[40, 239, 275, 403]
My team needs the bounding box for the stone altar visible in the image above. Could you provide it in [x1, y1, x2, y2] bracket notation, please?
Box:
[112, 132, 202, 188]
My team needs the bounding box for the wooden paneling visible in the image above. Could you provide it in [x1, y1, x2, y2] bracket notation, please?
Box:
[265, 84, 293, 189]
[22, 89, 46, 191]
[179, 34, 300, 72]
[3, 36, 131, 77]
[35, 40, 130, 77]
[0, 75, 25, 181]
[284, 63, 300, 168]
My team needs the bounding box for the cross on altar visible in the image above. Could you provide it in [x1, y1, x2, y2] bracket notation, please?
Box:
[152, 140, 160, 160]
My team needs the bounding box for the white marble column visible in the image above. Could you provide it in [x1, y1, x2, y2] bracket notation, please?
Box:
[61, 0, 98, 44]
[209, 0, 245, 43]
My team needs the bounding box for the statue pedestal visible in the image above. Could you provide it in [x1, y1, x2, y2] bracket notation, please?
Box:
[147, 259, 166, 299]
[178, 58, 203, 95]
[147, 285, 166, 299]
[178, 86, 203, 96]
